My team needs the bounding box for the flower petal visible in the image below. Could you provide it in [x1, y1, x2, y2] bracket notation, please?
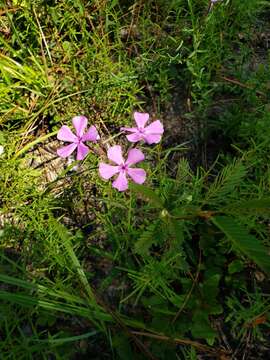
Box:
[76, 142, 89, 160]
[107, 145, 124, 165]
[126, 148, 145, 165]
[82, 125, 100, 142]
[127, 168, 146, 184]
[144, 120, 164, 135]
[99, 163, 119, 180]
[57, 143, 77, 158]
[112, 171, 128, 191]
[72, 115, 88, 137]
[143, 134, 162, 145]
[126, 132, 143, 143]
[134, 112, 149, 128]
[57, 125, 78, 143]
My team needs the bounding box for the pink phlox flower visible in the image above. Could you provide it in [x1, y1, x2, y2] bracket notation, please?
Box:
[99, 145, 146, 191]
[57, 115, 100, 160]
[121, 112, 164, 144]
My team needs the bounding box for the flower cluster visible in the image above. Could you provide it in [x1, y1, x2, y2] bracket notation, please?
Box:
[57, 112, 164, 191]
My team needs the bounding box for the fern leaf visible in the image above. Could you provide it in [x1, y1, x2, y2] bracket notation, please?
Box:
[134, 220, 163, 256]
[212, 216, 270, 274]
[224, 198, 270, 215]
[205, 160, 246, 204]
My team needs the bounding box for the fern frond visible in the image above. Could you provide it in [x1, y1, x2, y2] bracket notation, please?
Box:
[176, 158, 192, 184]
[134, 219, 163, 256]
[161, 179, 175, 205]
[212, 216, 270, 274]
[204, 160, 246, 205]
[223, 198, 270, 216]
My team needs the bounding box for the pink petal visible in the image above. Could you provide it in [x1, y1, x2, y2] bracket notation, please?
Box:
[99, 163, 119, 180]
[144, 120, 164, 135]
[57, 143, 77, 158]
[112, 172, 128, 192]
[126, 132, 143, 143]
[57, 125, 78, 143]
[76, 142, 89, 160]
[126, 148, 145, 165]
[72, 115, 88, 137]
[82, 125, 100, 142]
[107, 145, 124, 165]
[134, 112, 149, 128]
[127, 168, 146, 184]
[143, 134, 162, 145]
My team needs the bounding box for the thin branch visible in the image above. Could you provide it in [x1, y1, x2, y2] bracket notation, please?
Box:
[131, 330, 230, 356]
[0, 7, 20, 16]
[172, 250, 201, 323]
[95, 294, 158, 360]
[221, 76, 266, 98]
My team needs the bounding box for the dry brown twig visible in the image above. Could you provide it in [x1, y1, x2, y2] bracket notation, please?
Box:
[131, 330, 231, 357]
[221, 76, 267, 98]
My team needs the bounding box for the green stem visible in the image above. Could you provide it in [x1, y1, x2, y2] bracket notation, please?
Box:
[14, 130, 57, 159]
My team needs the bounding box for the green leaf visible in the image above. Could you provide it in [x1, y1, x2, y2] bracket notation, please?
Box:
[191, 311, 217, 344]
[53, 221, 96, 303]
[169, 219, 185, 246]
[228, 259, 244, 274]
[224, 198, 270, 214]
[204, 160, 246, 204]
[201, 274, 221, 304]
[112, 334, 133, 360]
[198, 275, 223, 316]
[212, 216, 270, 274]
[0, 290, 110, 322]
[34, 330, 99, 345]
[129, 183, 164, 208]
[134, 220, 163, 256]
